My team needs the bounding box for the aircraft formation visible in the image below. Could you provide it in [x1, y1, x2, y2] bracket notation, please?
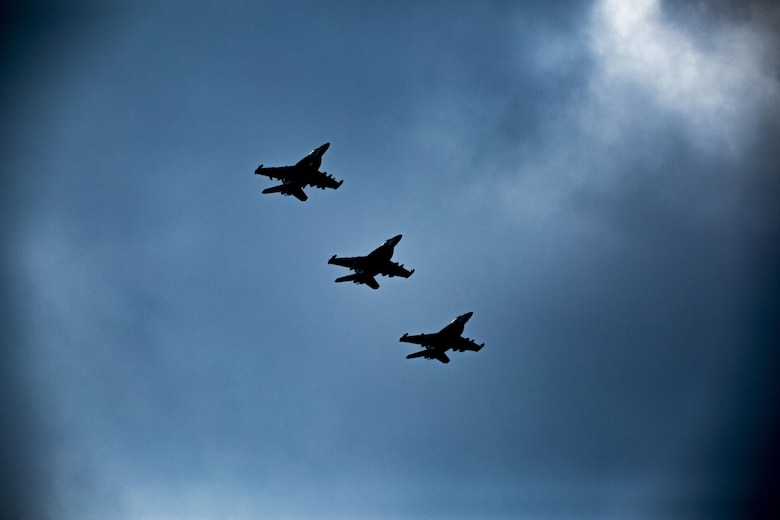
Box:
[254, 143, 484, 364]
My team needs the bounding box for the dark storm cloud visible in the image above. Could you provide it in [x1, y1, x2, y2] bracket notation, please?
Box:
[403, 1, 780, 515]
[1, 4, 147, 518]
[702, 122, 780, 517]
[579, 8, 780, 514]
[1, 5, 112, 519]
[663, 0, 780, 25]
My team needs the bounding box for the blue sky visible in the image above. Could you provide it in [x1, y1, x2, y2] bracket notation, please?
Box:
[3, 1, 779, 518]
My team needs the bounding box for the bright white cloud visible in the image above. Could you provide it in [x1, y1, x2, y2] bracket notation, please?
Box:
[487, 0, 780, 230]
[589, 0, 779, 153]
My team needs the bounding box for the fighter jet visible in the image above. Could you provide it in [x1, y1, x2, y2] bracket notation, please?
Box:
[254, 142, 342, 201]
[328, 234, 414, 290]
[400, 312, 484, 364]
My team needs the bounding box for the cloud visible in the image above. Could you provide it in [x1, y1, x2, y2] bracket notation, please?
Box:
[462, 0, 780, 234]
[589, 0, 779, 153]
[7, 2, 779, 518]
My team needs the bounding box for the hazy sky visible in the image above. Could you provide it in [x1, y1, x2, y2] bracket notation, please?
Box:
[3, 1, 779, 519]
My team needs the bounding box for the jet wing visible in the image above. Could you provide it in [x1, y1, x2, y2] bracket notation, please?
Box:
[379, 261, 414, 279]
[452, 336, 485, 352]
[399, 332, 435, 346]
[328, 255, 362, 269]
[306, 171, 343, 190]
[254, 165, 298, 181]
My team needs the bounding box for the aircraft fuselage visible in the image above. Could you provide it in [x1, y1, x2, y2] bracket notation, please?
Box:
[295, 142, 330, 170]
[362, 234, 402, 270]
[438, 311, 473, 338]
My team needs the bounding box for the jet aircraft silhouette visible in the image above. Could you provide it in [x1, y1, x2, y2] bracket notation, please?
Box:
[328, 234, 414, 290]
[254, 142, 342, 201]
[400, 312, 484, 364]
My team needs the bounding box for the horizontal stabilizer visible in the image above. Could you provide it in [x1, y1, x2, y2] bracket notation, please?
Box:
[334, 273, 379, 289]
[290, 186, 308, 201]
[262, 184, 308, 201]
[406, 350, 450, 363]
[435, 352, 451, 364]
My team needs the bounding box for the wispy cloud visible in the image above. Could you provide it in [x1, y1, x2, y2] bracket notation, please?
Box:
[483, 0, 780, 230]
[589, 0, 779, 153]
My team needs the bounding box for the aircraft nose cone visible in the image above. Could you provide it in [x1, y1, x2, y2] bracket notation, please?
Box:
[459, 312, 474, 323]
[320, 142, 330, 152]
[389, 234, 403, 244]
